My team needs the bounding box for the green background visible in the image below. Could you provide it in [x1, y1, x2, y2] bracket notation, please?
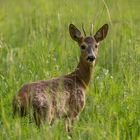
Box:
[0, 0, 140, 139]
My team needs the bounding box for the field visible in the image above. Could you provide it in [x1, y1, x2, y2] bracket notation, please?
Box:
[0, 0, 140, 139]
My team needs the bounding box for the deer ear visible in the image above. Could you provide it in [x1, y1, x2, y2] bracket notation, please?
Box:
[94, 24, 109, 43]
[69, 24, 82, 42]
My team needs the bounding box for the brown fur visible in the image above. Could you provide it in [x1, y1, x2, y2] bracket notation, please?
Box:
[12, 23, 108, 132]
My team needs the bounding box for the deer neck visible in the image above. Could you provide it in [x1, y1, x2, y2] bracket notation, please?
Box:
[71, 56, 94, 89]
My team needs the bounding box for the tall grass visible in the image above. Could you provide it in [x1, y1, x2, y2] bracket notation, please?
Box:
[0, 0, 140, 139]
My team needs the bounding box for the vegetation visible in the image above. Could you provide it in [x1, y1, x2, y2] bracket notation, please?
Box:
[0, 0, 140, 139]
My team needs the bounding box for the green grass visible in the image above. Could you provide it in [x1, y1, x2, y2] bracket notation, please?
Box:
[0, 0, 140, 139]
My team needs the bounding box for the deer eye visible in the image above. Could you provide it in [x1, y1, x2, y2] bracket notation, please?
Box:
[81, 45, 86, 50]
[95, 45, 98, 48]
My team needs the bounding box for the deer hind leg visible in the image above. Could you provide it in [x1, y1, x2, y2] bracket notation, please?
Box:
[33, 107, 47, 127]
[20, 106, 27, 117]
[33, 105, 55, 127]
[32, 93, 48, 127]
[47, 103, 56, 126]
[33, 109, 41, 127]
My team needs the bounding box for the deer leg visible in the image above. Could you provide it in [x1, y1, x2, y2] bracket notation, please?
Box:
[33, 109, 41, 127]
[33, 107, 47, 127]
[64, 117, 71, 133]
[64, 117, 73, 139]
[65, 111, 79, 133]
[42, 108, 47, 122]
[47, 105, 55, 125]
[20, 106, 27, 117]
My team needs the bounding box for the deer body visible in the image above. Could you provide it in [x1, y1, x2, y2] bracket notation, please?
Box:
[13, 23, 108, 132]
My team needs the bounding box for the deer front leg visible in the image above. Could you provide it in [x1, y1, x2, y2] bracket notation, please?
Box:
[64, 115, 78, 139]
[64, 117, 74, 139]
[64, 117, 71, 133]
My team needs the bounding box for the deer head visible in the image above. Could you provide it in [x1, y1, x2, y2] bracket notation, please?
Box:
[69, 23, 109, 65]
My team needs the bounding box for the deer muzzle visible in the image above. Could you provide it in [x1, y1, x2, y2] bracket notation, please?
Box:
[86, 55, 96, 62]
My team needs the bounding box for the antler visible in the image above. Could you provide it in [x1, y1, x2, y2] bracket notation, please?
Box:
[90, 23, 93, 36]
[82, 23, 86, 36]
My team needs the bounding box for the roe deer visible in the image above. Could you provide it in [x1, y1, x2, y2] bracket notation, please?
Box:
[12, 23, 109, 132]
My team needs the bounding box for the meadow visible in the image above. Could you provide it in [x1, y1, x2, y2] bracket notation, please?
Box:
[0, 0, 140, 139]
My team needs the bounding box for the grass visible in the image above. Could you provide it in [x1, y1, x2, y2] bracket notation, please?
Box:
[0, 0, 140, 139]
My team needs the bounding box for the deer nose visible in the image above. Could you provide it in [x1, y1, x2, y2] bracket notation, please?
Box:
[87, 55, 96, 62]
